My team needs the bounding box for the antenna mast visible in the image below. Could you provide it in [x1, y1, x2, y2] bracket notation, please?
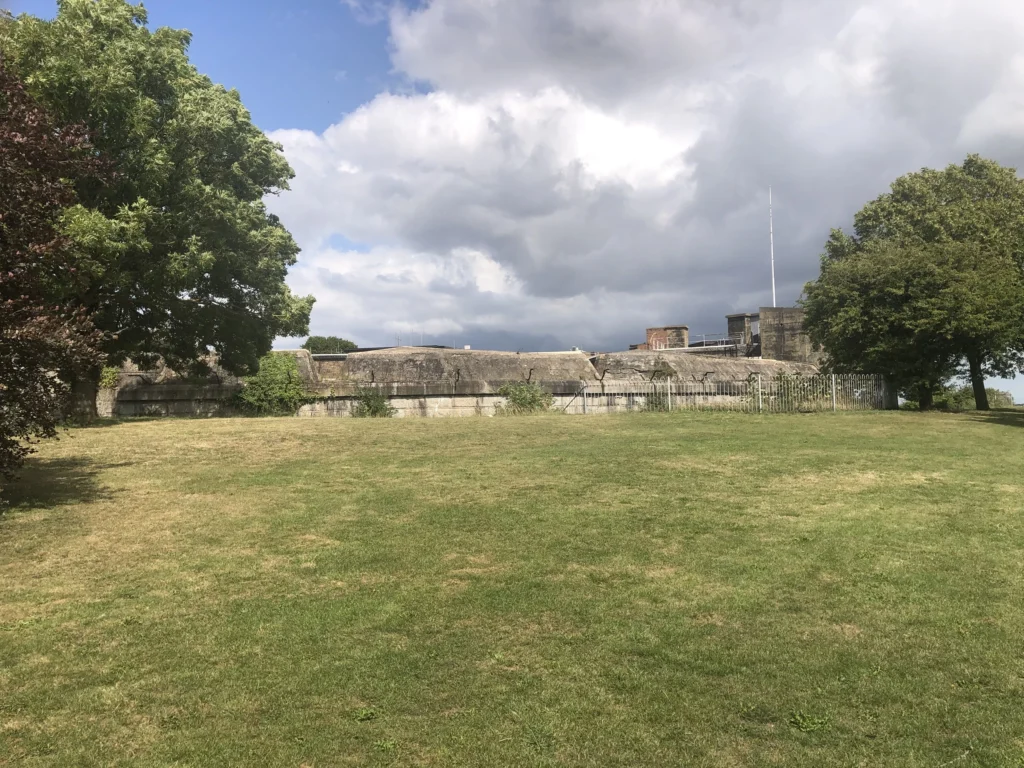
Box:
[769, 186, 777, 308]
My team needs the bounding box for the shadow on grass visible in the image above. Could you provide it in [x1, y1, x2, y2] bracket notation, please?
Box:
[66, 415, 242, 430]
[1, 457, 127, 510]
[965, 408, 1024, 429]
[63, 416, 165, 430]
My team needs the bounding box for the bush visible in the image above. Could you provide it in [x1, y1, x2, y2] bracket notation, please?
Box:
[985, 388, 1016, 409]
[641, 388, 671, 412]
[351, 387, 397, 418]
[496, 382, 554, 415]
[98, 366, 120, 390]
[904, 383, 1015, 411]
[991, 391, 1015, 409]
[235, 354, 310, 416]
[302, 335, 358, 354]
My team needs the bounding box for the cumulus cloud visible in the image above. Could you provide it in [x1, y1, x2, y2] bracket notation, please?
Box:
[270, 0, 1024, 354]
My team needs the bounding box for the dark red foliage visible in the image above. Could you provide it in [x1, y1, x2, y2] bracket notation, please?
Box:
[1, 60, 104, 477]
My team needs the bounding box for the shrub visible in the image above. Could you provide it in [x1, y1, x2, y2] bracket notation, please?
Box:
[302, 335, 358, 354]
[98, 366, 121, 390]
[984, 388, 1015, 409]
[641, 388, 671, 412]
[904, 384, 1015, 411]
[496, 382, 554, 415]
[235, 354, 310, 416]
[351, 387, 397, 418]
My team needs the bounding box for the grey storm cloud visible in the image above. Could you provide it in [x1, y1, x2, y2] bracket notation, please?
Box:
[269, 0, 1024, 353]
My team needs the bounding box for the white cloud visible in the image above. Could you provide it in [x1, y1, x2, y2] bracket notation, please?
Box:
[271, 0, 1024, 352]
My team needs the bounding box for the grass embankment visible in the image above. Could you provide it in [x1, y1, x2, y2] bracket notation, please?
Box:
[2, 411, 1023, 766]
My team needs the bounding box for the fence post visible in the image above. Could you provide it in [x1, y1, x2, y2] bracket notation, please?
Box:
[582, 382, 588, 414]
[757, 374, 763, 413]
[831, 374, 837, 412]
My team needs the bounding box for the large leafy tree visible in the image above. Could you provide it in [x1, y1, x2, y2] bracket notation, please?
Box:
[805, 156, 1024, 409]
[301, 335, 358, 354]
[804, 240, 1024, 409]
[825, 155, 1024, 269]
[1, 62, 103, 476]
[1, 0, 313, 379]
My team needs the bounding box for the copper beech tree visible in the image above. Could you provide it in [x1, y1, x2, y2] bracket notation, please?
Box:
[0, 62, 103, 476]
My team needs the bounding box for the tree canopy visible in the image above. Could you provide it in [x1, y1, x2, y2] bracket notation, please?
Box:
[301, 336, 359, 354]
[0, 62, 103, 475]
[804, 156, 1024, 409]
[1, 0, 314, 376]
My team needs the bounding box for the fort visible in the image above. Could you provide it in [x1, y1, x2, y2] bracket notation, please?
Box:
[629, 306, 820, 364]
[96, 306, 842, 417]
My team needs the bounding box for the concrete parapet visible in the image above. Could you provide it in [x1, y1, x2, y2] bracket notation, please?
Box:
[101, 382, 242, 417]
[313, 347, 597, 385]
[590, 350, 817, 382]
[758, 307, 820, 364]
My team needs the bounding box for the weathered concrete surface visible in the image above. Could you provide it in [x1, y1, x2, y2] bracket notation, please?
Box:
[726, 313, 758, 346]
[95, 345, 827, 419]
[116, 356, 243, 386]
[590, 350, 818, 381]
[100, 383, 241, 417]
[98, 355, 246, 417]
[310, 347, 598, 388]
[303, 379, 586, 397]
[298, 389, 587, 418]
[759, 307, 821, 364]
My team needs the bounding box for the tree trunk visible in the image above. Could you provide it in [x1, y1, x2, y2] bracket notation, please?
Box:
[967, 352, 989, 411]
[917, 384, 934, 411]
[882, 376, 900, 410]
[68, 369, 100, 422]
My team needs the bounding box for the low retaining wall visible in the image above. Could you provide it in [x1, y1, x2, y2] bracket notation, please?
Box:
[299, 380, 583, 418]
[95, 375, 893, 418]
[96, 380, 587, 418]
[99, 383, 242, 417]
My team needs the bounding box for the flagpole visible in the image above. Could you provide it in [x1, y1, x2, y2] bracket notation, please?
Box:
[769, 186, 777, 307]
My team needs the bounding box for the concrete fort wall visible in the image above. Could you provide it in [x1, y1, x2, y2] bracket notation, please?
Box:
[92, 344, 876, 418]
[297, 380, 585, 418]
[758, 307, 820, 365]
[94, 375, 589, 419]
[98, 383, 241, 417]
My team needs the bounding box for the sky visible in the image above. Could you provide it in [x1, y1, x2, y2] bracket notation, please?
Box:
[10, 0, 1024, 402]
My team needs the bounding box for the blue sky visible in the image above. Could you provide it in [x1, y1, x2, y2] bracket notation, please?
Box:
[8, 1, 1024, 402]
[8, 0, 397, 133]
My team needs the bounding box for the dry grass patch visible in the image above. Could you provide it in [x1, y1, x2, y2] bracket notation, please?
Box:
[1, 411, 1023, 766]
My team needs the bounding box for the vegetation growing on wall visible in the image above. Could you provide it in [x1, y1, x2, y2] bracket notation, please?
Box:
[641, 388, 671, 412]
[234, 354, 310, 416]
[351, 387, 397, 418]
[98, 367, 121, 390]
[496, 382, 554, 415]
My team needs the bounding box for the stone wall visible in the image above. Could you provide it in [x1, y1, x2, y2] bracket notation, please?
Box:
[590, 349, 817, 382]
[310, 348, 596, 390]
[93, 344, 830, 419]
[644, 325, 689, 350]
[726, 313, 757, 345]
[298, 384, 586, 418]
[758, 307, 820, 365]
[98, 383, 241, 417]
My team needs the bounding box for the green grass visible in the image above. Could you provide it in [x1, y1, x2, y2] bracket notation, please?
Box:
[2, 410, 1024, 766]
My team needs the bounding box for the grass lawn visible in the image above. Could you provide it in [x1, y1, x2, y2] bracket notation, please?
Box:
[2, 410, 1024, 767]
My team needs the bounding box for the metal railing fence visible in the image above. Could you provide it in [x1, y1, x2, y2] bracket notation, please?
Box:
[562, 374, 888, 414]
